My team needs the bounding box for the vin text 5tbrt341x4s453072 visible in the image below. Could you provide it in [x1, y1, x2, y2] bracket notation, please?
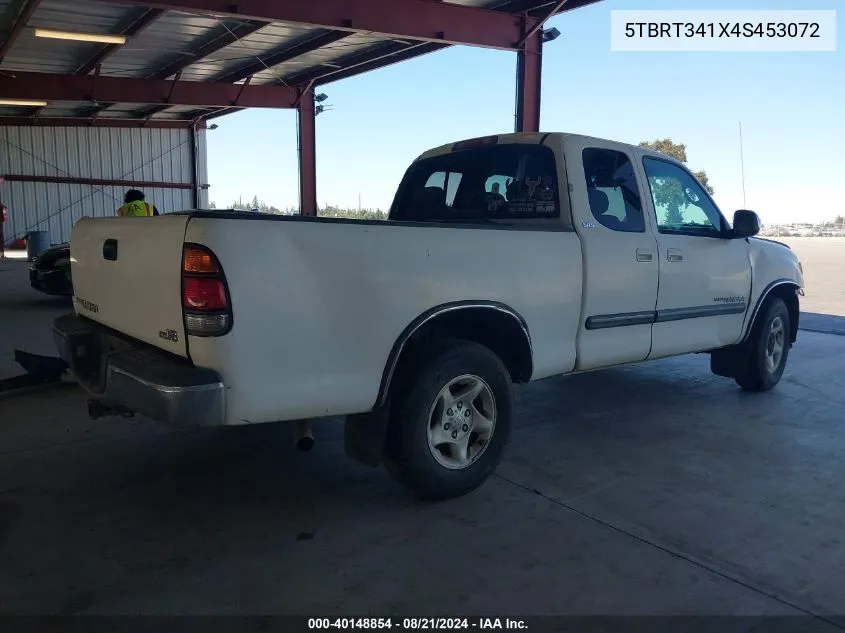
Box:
[53, 132, 804, 500]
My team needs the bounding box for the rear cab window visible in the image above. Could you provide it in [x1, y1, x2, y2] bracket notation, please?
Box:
[390, 143, 561, 225]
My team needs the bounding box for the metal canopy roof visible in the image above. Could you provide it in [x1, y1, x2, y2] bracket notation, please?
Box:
[0, 0, 602, 127]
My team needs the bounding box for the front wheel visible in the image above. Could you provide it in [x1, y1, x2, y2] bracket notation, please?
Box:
[384, 340, 513, 500]
[736, 297, 791, 392]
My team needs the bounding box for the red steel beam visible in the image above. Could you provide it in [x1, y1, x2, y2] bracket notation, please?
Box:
[74, 8, 165, 75]
[134, 28, 346, 119]
[519, 0, 570, 44]
[494, 0, 603, 16]
[0, 116, 200, 128]
[209, 1, 589, 94]
[3, 174, 192, 189]
[297, 90, 317, 216]
[0, 71, 299, 108]
[106, 0, 525, 50]
[100, 19, 268, 118]
[87, 19, 270, 119]
[514, 17, 542, 133]
[203, 106, 240, 120]
[0, 0, 42, 62]
[305, 0, 604, 87]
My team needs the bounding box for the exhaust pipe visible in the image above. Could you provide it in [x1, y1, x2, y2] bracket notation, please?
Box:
[294, 419, 314, 451]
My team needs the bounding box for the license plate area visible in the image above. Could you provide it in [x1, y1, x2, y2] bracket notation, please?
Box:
[68, 331, 108, 394]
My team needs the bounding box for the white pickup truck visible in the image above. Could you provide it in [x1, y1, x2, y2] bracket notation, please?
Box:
[53, 132, 804, 500]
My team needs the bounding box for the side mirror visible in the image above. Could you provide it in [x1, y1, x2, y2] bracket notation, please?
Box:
[732, 209, 760, 238]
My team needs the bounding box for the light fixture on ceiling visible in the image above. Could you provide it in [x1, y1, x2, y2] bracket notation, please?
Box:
[314, 93, 328, 103]
[0, 99, 48, 106]
[542, 27, 561, 43]
[34, 28, 127, 45]
[208, 124, 219, 130]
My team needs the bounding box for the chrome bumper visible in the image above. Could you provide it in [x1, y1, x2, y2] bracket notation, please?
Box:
[53, 313, 226, 426]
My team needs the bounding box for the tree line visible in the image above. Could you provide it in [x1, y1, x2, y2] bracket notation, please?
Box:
[210, 139, 713, 224]
[210, 140, 841, 227]
[207, 196, 386, 220]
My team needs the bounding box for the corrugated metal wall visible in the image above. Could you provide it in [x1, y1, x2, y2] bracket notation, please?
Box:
[0, 125, 208, 246]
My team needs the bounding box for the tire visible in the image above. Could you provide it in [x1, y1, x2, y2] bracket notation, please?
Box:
[735, 297, 791, 392]
[384, 340, 513, 500]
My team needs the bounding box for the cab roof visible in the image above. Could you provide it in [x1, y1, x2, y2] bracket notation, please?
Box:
[413, 132, 679, 164]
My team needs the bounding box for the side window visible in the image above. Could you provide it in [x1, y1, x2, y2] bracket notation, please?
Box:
[642, 157, 723, 235]
[424, 172, 462, 207]
[485, 175, 511, 199]
[581, 148, 645, 233]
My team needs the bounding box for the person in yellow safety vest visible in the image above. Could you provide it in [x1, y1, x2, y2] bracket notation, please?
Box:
[116, 189, 160, 217]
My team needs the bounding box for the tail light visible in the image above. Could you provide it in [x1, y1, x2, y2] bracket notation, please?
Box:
[182, 244, 232, 336]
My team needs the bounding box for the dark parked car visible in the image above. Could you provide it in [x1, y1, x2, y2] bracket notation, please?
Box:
[30, 242, 73, 296]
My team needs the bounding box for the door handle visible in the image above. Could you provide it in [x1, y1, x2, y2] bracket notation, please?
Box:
[635, 249, 653, 262]
[667, 248, 683, 262]
[102, 239, 118, 261]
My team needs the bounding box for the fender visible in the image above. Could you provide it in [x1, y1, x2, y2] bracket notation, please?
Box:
[739, 278, 801, 344]
[374, 300, 533, 409]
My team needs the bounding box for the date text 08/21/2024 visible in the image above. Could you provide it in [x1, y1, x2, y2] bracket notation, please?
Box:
[307, 618, 528, 630]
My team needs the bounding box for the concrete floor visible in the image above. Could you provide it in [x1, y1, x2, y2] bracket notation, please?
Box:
[2, 257, 845, 624]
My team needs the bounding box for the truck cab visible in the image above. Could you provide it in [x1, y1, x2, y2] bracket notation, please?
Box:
[391, 132, 802, 376]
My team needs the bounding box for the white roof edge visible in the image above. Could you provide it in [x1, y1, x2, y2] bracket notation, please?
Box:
[412, 132, 680, 163]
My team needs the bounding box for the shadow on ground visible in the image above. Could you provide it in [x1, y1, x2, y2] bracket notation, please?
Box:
[799, 312, 845, 336]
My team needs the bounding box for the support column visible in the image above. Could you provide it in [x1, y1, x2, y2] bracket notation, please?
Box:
[514, 18, 543, 134]
[297, 90, 317, 216]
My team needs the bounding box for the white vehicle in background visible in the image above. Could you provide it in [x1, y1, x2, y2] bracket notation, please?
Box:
[54, 132, 804, 500]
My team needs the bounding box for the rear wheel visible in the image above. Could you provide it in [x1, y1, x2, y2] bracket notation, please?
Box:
[384, 340, 513, 500]
[736, 297, 791, 392]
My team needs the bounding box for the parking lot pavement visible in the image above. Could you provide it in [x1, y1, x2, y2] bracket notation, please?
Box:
[779, 238, 845, 317]
[2, 256, 845, 623]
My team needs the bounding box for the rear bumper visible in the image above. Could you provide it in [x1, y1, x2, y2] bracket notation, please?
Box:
[53, 313, 226, 426]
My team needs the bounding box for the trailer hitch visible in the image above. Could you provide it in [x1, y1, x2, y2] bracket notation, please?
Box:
[0, 350, 70, 395]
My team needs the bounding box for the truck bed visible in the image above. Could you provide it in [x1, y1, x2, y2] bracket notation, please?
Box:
[186, 212, 583, 423]
[67, 211, 583, 425]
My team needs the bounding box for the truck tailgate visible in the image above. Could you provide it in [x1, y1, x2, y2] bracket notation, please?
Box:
[69, 215, 190, 357]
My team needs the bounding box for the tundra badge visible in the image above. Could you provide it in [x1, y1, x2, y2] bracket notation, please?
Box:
[74, 297, 99, 313]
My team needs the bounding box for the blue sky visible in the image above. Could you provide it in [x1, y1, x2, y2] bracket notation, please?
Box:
[206, 0, 843, 224]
